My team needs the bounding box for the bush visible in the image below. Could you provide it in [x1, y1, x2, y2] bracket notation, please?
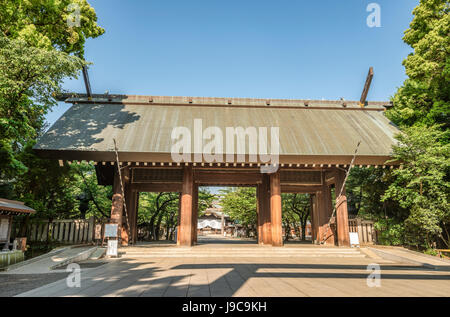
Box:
[374, 218, 405, 246]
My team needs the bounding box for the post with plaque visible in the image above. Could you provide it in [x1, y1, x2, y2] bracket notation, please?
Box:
[104, 223, 119, 257]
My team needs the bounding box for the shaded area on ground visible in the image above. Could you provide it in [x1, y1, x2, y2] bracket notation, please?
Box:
[0, 273, 69, 297]
[16, 256, 450, 297]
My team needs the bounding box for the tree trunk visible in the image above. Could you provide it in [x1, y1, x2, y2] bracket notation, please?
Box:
[301, 218, 307, 241]
[155, 213, 164, 241]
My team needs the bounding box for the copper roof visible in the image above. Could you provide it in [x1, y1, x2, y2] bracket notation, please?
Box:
[34, 95, 400, 166]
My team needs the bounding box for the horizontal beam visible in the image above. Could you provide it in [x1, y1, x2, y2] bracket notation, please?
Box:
[194, 171, 262, 185]
[130, 183, 182, 193]
[34, 149, 398, 166]
[281, 185, 323, 193]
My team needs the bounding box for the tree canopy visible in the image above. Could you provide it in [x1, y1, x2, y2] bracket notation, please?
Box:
[0, 0, 104, 222]
[0, 0, 104, 57]
[387, 0, 449, 127]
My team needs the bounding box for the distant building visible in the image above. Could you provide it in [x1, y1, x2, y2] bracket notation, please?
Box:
[197, 202, 232, 235]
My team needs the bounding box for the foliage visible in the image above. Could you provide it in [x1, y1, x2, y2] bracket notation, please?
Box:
[137, 188, 215, 241]
[71, 163, 112, 219]
[373, 218, 405, 246]
[220, 187, 257, 237]
[382, 125, 450, 248]
[0, 35, 85, 177]
[0, 0, 105, 57]
[282, 193, 310, 241]
[387, 0, 449, 128]
[12, 141, 78, 219]
[0, 0, 105, 224]
[348, 0, 449, 250]
[346, 167, 408, 220]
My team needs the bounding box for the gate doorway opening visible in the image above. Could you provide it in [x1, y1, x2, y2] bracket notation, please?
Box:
[281, 193, 313, 244]
[135, 191, 180, 243]
[114, 167, 350, 248]
[196, 186, 258, 245]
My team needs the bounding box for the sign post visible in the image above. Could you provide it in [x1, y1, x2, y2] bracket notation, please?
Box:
[104, 223, 119, 257]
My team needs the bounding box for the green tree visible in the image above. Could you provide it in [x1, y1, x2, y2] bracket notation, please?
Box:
[12, 141, 78, 220]
[282, 193, 310, 241]
[220, 187, 257, 238]
[0, 0, 104, 223]
[0, 0, 104, 56]
[137, 188, 215, 241]
[0, 36, 84, 177]
[382, 126, 449, 248]
[347, 0, 449, 250]
[387, 0, 449, 127]
[380, 0, 450, 250]
[72, 163, 113, 219]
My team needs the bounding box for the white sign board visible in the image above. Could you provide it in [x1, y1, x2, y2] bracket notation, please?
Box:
[107, 239, 118, 257]
[349, 232, 360, 247]
[104, 224, 118, 238]
[0, 218, 10, 241]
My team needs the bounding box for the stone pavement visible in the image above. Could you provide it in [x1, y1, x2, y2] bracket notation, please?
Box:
[1, 246, 96, 274]
[15, 237, 450, 297]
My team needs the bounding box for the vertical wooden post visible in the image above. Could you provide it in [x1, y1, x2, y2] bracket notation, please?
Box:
[335, 169, 350, 247]
[121, 167, 130, 246]
[110, 167, 124, 243]
[315, 190, 325, 243]
[257, 183, 263, 244]
[270, 171, 283, 247]
[127, 190, 138, 245]
[192, 184, 199, 244]
[179, 166, 194, 246]
[258, 175, 272, 245]
[134, 192, 140, 243]
[320, 180, 335, 245]
[177, 192, 181, 245]
[310, 194, 318, 244]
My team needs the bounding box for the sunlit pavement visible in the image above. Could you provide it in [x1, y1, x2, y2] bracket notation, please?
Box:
[15, 237, 450, 297]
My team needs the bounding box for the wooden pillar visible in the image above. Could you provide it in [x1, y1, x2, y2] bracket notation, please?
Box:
[335, 169, 350, 246]
[192, 184, 198, 244]
[127, 190, 139, 245]
[319, 179, 335, 245]
[310, 194, 318, 243]
[134, 192, 140, 243]
[110, 167, 124, 243]
[121, 167, 130, 246]
[257, 183, 263, 244]
[177, 192, 181, 245]
[270, 171, 283, 246]
[179, 166, 194, 246]
[257, 175, 272, 245]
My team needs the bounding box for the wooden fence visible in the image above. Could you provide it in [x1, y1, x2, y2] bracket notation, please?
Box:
[10, 217, 377, 245]
[348, 218, 377, 244]
[11, 218, 96, 244]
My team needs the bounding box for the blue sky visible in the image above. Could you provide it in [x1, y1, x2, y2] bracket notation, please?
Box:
[47, 0, 418, 125]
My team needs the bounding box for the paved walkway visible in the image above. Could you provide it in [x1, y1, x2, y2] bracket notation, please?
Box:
[15, 237, 450, 297]
[1, 246, 95, 274]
